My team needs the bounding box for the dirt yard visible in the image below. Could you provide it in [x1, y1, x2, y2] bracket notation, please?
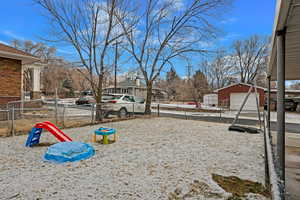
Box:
[0, 117, 268, 199]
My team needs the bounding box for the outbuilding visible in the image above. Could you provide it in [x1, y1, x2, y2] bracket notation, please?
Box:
[216, 83, 265, 110]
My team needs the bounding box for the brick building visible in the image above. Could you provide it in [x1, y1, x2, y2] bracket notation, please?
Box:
[0, 43, 40, 107]
[216, 83, 265, 110]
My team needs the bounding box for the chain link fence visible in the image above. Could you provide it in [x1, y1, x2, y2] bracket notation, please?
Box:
[0, 99, 146, 137]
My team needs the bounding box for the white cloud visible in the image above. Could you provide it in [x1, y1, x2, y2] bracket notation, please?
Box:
[163, 0, 184, 11]
[219, 33, 240, 42]
[172, 0, 184, 11]
[198, 41, 215, 48]
[57, 48, 74, 54]
[2, 30, 25, 40]
[0, 40, 9, 45]
[220, 17, 237, 24]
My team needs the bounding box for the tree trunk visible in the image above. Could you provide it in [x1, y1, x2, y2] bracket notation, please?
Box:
[95, 74, 103, 121]
[145, 81, 153, 115]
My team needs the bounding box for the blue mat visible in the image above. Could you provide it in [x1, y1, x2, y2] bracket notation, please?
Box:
[44, 142, 95, 163]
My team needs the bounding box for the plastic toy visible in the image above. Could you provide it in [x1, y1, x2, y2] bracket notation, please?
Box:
[25, 121, 72, 147]
[44, 142, 95, 163]
[93, 127, 116, 144]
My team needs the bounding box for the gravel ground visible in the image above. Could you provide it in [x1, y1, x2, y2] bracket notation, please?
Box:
[0, 117, 267, 200]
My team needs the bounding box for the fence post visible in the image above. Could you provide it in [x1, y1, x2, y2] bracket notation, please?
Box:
[132, 103, 135, 118]
[62, 104, 66, 128]
[6, 104, 9, 122]
[55, 88, 58, 125]
[11, 105, 15, 136]
[157, 104, 160, 117]
[91, 104, 95, 124]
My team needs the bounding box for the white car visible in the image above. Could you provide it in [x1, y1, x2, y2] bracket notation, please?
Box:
[103, 94, 145, 118]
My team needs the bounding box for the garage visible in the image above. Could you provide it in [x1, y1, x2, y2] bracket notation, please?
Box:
[216, 83, 265, 110]
[230, 92, 259, 110]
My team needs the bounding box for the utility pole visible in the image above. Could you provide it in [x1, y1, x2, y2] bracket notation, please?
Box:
[186, 64, 192, 80]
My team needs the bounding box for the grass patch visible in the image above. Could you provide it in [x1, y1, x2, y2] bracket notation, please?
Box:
[168, 180, 223, 200]
[212, 174, 269, 198]
[0, 115, 154, 137]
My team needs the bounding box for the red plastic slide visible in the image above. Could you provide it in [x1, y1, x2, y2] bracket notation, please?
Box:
[35, 121, 72, 142]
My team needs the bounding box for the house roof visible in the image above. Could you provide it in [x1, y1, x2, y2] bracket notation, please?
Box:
[268, 0, 300, 80]
[0, 43, 39, 64]
[118, 78, 146, 87]
[214, 83, 265, 92]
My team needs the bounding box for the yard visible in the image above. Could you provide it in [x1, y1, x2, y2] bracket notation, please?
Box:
[0, 117, 268, 199]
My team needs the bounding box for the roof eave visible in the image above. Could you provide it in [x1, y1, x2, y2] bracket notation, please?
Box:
[0, 50, 40, 64]
[268, 0, 292, 80]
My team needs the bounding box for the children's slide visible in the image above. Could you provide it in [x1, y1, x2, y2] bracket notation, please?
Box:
[25, 121, 72, 147]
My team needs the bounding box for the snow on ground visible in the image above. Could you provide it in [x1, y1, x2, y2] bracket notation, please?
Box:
[0, 118, 266, 199]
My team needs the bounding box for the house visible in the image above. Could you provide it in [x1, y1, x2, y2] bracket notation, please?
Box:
[0, 43, 41, 108]
[103, 76, 167, 101]
[215, 83, 265, 110]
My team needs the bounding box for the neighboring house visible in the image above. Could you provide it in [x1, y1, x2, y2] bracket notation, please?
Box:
[267, 89, 300, 99]
[104, 77, 167, 101]
[215, 83, 265, 110]
[0, 43, 41, 108]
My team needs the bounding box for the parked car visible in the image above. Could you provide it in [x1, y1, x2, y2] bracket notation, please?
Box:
[76, 94, 116, 105]
[103, 94, 145, 118]
[75, 96, 96, 105]
[264, 98, 298, 111]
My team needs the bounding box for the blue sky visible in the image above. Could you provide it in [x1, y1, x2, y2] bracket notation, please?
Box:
[0, 0, 276, 77]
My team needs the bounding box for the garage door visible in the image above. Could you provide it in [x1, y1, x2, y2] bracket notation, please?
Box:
[230, 93, 259, 111]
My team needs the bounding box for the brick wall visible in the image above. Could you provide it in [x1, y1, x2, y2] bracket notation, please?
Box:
[0, 57, 22, 107]
[218, 84, 265, 107]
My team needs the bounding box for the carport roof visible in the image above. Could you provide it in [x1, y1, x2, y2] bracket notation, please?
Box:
[268, 0, 300, 80]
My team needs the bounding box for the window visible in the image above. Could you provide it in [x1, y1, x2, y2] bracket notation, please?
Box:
[123, 95, 135, 102]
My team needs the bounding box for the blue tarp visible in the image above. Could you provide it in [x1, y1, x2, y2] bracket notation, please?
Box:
[44, 142, 95, 163]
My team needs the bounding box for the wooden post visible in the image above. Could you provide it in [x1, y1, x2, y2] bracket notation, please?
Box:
[231, 85, 253, 126]
[253, 81, 262, 129]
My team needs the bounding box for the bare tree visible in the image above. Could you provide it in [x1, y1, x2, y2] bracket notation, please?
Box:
[201, 50, 234, 89]
[116, 0, 231, 114]
[231, 35, 269, 84]
[35, 0, 127, 120]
